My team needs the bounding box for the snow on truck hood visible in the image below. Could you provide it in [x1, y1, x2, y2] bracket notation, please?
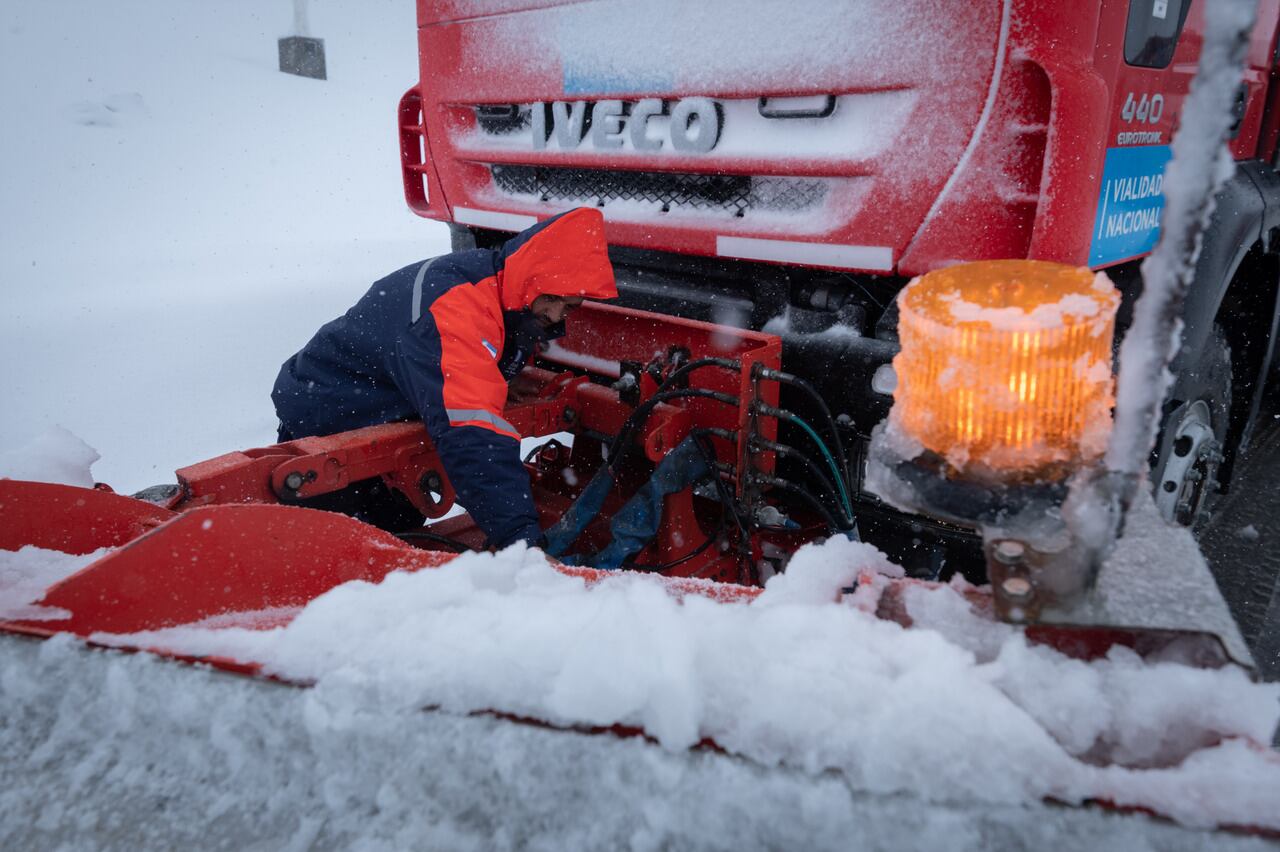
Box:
[427, 0, 992, 95]
[420, 0, 1009, 266]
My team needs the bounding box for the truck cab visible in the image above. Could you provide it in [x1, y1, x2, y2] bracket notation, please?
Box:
[401, 0, 1280, 573]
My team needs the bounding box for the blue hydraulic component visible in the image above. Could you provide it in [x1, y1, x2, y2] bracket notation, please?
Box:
[544, 436, 712, 569]
[589, 436, 712, 570]
[543, 466, 615, 558]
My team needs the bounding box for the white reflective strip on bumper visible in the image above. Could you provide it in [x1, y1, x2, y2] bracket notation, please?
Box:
[446, 408, 519, 436]
[454, 207, 538, 233]
[716, 236, 893, 272]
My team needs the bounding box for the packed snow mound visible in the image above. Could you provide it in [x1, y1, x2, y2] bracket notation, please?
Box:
[89, 536, 1280, 830]
[0, 547, 103, 621]
[7, 637, 1270, 852]
[0, 426, 99, 487]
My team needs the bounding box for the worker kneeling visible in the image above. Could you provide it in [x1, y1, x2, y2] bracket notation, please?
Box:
[271, 207, 618, 547]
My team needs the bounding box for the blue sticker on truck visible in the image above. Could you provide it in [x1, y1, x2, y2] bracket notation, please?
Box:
[1089, 144, 1172, 267]
[562, 64, 672, 96]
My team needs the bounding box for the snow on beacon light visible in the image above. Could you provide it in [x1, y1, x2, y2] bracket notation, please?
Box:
[867, 260, 1121, 623]
[893, 260, 1120, 481]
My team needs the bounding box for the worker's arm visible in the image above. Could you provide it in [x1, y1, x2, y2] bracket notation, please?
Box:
[391, 292, 542, 549]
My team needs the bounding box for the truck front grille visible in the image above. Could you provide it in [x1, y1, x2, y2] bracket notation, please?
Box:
[489, 164, 827, 217]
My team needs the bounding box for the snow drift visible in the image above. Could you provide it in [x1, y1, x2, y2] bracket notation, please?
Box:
[40, 526, 1267, 831]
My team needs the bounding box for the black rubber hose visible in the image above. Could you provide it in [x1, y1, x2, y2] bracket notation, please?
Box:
[605, 357, 739, 464]
[756, 368, 854, 493]
[753, 402, 853, 517]
[749, 471, 849, 534]
[658, 357, 740, 391]
[692, 430, 749, 538]
[607, 387, 739, 471]
[750, 436, 854, 528]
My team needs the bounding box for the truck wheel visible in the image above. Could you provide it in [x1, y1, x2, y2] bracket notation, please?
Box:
[1151, 327, 1232, 529]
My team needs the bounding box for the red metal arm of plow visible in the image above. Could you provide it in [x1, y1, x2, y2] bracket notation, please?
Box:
[168, 365, 708, 521]
[171, 393, 577, 517]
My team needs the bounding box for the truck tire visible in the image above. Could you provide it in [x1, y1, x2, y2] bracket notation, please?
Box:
[1151, 326, 1232, 529]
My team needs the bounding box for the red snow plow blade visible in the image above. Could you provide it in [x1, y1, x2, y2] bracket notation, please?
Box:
[0, 485, 447, 640]
[0, 477, 1247, 666]
[0, 479, 756, 645]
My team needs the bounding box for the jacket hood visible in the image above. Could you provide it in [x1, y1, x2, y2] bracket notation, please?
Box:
[494, 207, 618, 311]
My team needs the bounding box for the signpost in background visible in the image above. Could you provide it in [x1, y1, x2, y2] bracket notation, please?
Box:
[278, 0, 326, 80]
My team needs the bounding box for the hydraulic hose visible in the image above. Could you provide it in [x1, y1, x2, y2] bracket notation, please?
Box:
[658, 357, 740, 392]
[750, 436, 854, 528]
[789, 415, 854, 520]
[607, 387, 740, 471]
[692, 428, 749, 538]
[550, 363, 741, 562]
[604, 357, 740, 467]
[755, 367, 854, 494]
[753, 402, 853, 520]
[748, 471, 849, 534]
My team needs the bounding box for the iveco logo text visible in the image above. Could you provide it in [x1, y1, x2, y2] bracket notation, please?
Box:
[530, 98, 724, 153]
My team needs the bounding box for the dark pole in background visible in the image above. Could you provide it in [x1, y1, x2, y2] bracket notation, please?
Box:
[278, 0, 327, 80]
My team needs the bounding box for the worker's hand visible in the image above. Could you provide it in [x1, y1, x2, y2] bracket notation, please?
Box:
[505, 372, 541, 405]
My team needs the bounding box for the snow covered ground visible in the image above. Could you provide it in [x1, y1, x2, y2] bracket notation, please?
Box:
[6, 633, 1275, 852]
[0, 0, 443, 491]
[3, 2, 1280, 850]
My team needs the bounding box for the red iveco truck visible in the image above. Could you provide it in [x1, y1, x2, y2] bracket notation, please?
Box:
[399, 0, 1280, 577]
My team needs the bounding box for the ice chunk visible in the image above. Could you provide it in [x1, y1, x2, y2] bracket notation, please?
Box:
[757, 535, 902, 607]
[1236, 524, 1259, 542]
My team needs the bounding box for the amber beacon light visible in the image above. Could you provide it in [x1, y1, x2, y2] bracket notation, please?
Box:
[891, 260, 1121, 483]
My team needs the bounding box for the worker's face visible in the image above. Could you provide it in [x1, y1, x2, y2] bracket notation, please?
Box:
[529, 295, 584, 329]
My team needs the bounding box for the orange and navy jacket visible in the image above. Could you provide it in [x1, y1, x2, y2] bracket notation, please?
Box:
[271, 208, 617, 547]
